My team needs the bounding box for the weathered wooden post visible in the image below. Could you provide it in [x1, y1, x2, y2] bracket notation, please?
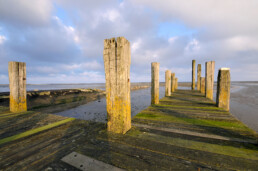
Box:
[216, 68, 230, 111]
[205, 61, 215, 100]
[197, 64, 201, 91]
[171, 73, 175, 92]
[192, 60, 196, 90]
[151, 62, 159, 105]
[103, 37, 131, 134]
[8, 61, 27, 113]
[175, 77, 178, 90]
[200, 77, 205, 94]
[165, 70, 171, 96]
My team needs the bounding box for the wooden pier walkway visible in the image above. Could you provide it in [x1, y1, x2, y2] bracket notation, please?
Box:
[0, 89, 257, 170]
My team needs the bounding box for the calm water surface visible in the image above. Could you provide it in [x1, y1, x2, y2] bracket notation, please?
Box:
[55, 87, 166, 122]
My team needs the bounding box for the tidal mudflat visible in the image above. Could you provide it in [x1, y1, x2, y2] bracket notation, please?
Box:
[230, 82, 258, 132]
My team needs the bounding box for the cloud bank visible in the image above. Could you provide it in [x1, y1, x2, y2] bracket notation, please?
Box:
[0, 0, 257, 84]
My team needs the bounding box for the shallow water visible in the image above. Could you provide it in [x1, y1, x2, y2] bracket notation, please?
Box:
[55, 87, 166, 122]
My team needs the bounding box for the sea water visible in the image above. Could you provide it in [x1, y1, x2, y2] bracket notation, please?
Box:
[55, 87, 166, 122]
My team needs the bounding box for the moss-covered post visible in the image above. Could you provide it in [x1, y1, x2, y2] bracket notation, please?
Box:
[151, 62, 159, 105]
[171, 73, 175, 92]
[165, 70, 171, 96]
[192, 60, 196, 90]
[197, 64, 201, 91]
[200, 77, 205, 94]
[205, 61, 215, 100]
[103, 37, 131, 134]
[8, 61, 27, 113]
[216, 68, 230, 111]
[175, 77, 178, 90]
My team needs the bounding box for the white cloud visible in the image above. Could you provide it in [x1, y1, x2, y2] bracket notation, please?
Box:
[54, 16, 80, 44]
[160, 66, 191, 75]
[1, 0, 258, 83]
[131, 0, 258, 36]
[0, 35, 6, 44]
[225, 36, 258, 51]
[102, 9, 120, 22]
[185, 39, 200, 52]
[231, 64, 258, 81]
[131, 38, 142, 52]
[0, 0, 53, 27]
[61, 61, 102, 71]
[3, 16, 82, 63]
[28, 66, 60, 74]
[27, 72, 105, 84]
[168, 36, 178, 44]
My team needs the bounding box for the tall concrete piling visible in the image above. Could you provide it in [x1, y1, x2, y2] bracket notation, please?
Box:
[205, 61, 215, 100]
[165, 70, 171, 96]
[8, 61, 27, 112]
[103, 37, 131, 134]
[171, 73, 176, 92]
[192, 60, 196, 90]
[197, 64, 201, 91]
[200, 77, 205, 94]
[216, 68, 231, 111]
[151, 62, 159, 105]
[175, 77, 178, 90]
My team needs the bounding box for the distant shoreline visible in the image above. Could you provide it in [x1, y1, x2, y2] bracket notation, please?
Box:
[1, 81, 258, 93]
[0, 81, 257, 85]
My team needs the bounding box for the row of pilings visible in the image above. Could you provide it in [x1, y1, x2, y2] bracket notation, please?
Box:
[6, 36, 230, 134]
[191, 60, 231, 111]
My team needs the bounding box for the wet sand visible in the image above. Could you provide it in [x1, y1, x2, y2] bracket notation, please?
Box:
[229, 83, 258, 132]
[212, 82, 258, 132]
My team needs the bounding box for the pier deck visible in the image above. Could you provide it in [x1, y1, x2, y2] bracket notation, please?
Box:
[0, 90, 257, 170]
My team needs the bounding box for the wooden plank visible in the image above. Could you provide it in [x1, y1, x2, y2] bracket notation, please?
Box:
[0, 89, 257, 170]
[0, 118, 75, 145]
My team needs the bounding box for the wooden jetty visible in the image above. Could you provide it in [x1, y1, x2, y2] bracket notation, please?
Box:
[0, 89, 257, 170]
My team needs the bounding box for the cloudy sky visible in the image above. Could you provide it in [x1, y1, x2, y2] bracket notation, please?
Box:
[0, 0, 258, 84]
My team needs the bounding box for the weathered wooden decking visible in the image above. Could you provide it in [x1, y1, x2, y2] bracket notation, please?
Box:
[0, 89, 257, 170]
